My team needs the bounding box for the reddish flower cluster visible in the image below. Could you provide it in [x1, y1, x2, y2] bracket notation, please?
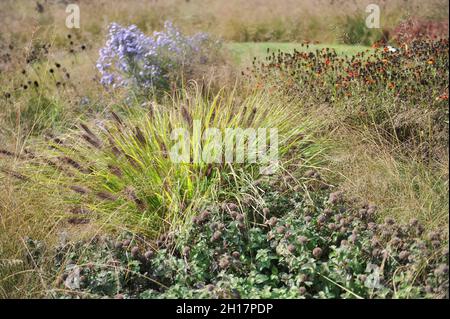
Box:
[248, 39, 449, 105]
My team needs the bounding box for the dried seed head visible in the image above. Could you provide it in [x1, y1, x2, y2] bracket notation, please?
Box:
[122, 239, 131, 247]
[399, 250, 410, 260]
[317, 214, 327, 224]
[182, 246, 191, 256]
[328, 223, 337, 231]
[209, 222, 218, 231]
[181, 104, 193, 127]
[200, 210, 211, 221]
[304, 169, 316, 178]
[96, 191, 118, 201]
[111, 111, 124, 126]
[134, 126, 147, 145]
[409, 218, 419, 227]
[328, 191, 343, 205]
[390, 237, 402, 247]
[428, 231, 440, 241]
[144, 250, 154, 260]
[70, 185, 89, 195]
[299, 286, 307, 295]
[211, 230, 222, 242]
[131, 246, 139, 257]
[266, 216, 278, 227]
[431, 240, 441, 248]
[434, 264, 449, 276]
[312, 247, 322, 258]
[218, 256, 230, 269]
[372, 248, 380, 257]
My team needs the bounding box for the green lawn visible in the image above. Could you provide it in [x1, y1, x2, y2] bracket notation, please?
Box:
[226, 42, 370, 65]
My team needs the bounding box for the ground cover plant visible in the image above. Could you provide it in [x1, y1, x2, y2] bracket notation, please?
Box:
[48, 181, 449, 299]
[0, 0, 448, 299]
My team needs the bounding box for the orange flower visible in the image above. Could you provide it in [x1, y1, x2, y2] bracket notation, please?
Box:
[436, 93, 448, 101]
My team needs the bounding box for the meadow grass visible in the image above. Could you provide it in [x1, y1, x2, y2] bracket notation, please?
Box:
[0, 0, 448, 299]
[226, 42, 370, 65]
[15, 86, 321, 238]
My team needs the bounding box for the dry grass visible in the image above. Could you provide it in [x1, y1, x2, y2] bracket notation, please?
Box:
[0, 0, 448, 299]
[1, 0, 448, 44]
[324, 125, 449, 234]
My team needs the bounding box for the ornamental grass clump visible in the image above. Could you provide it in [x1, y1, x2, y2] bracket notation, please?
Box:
[18, 87, 319, 238]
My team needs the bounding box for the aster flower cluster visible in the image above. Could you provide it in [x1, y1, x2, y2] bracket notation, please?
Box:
[96, 21, 209, 91]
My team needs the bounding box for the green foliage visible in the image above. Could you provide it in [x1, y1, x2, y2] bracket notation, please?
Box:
[23, 88, 318, 238]
[338, 15, 382, 46]
[48, 180, 448, 299]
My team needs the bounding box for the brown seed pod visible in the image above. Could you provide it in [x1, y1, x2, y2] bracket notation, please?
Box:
[232, 251, 240, 259]
[265, 217, 278, 227]
[297, 236, 308, 245]
[312, 247, 322, 258]
[317, 214, 327, 224]
[211, 230, 222, 242]
[131, 246, 139, 257]
[182, 246, 191, 256]
[218, 256, 230, 269]
[122, 239, 131, 247]
[398, 250, 410, 260]
[230, 211, 238, 219]
[144, 250, 154, 260]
